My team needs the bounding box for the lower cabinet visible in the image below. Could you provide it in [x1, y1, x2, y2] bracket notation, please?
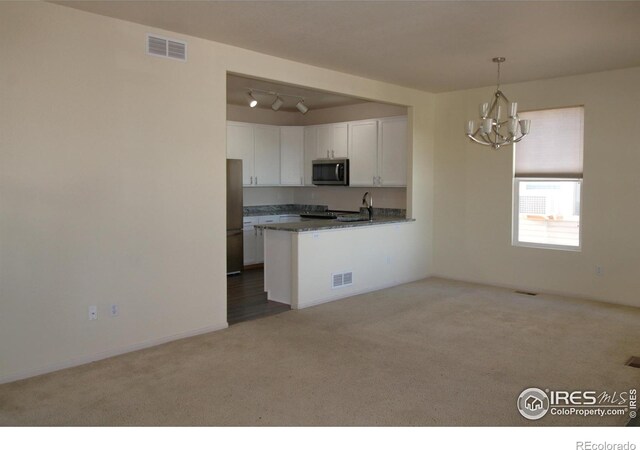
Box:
[243, 215, 282, 265]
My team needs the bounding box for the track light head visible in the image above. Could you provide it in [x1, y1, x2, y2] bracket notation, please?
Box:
[296, 100, 309, 115]
[271, 96, 284, 111]
[246, 91, 258, 108]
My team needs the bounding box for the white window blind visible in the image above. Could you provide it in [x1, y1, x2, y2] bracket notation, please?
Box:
[515, 107, 584, 178]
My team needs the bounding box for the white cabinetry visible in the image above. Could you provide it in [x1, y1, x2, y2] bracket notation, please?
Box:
[378, 117, 408, 187]
[348, 120, 379, 186]
[347, 116, 407, 187]
[317, 123, 348, 159]
[242, 216, 259, 265]
[253, 125, 280, 186]
[227, 122, 255, 186]
[227, 122, 280, 187]
[303, 126, 318, 185]
[280, 127, 304, 185]
[243, 215, 283, 265]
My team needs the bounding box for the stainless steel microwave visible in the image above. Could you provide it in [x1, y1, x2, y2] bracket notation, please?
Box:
[312, 159, 349, 186]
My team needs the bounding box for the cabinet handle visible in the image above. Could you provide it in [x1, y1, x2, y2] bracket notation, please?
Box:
[254, 228, 257, 236]
[300, 176, 303, 185]
[378, 176, 382, 185]
[255, 176, 258, 185]
[373, 175, 376, 186]
[331, 150, 335, 159]
[250, 176, 253, 185]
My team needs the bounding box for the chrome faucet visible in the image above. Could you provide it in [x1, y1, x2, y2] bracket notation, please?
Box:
[362, 191, 373, 221]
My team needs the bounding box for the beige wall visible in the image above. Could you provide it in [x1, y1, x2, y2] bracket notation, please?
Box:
[433, 67, 640, 307]
[0, 2, 435, 382]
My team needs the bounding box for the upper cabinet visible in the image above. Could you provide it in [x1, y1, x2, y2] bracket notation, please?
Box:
[253, 125, 280, 186]
[348, 117, 408, 187]
[378, 117, 408, 187]
[227, 122, 255, 185]
[303, 126, 318, 186]
[349, 120, 379, 186]
[227, 122, 279, 186]
[317, 123, 348, 159]
[280, 126, 304, 186]
[227, 116, 407, 188]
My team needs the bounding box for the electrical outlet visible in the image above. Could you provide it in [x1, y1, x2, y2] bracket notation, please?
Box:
[88, 305, 97, 321]
[110, 304, 119, 317]
[595, 266, 604, 276]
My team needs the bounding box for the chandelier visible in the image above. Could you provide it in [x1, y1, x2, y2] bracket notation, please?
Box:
[465, 57, 531, 149]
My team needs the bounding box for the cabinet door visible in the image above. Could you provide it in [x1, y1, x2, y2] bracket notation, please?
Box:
[280, 127, 304, 185]
[256, 215, 279, 263]
[254, 125, 281, 186]
[379, 117, 408, 186]
[227, 122, 254, 186]
[332, 123, 349, 158]
[303, 126, 319, 185]
[349, 120, 378, 186]
[317, 125, 333, 160]
[242, 217, 258, 265]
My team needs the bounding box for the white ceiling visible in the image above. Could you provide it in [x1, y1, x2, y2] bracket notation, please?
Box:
[55, 1, 640, 93]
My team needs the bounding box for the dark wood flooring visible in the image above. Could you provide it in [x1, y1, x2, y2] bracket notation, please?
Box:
[227, 267, 291, 325]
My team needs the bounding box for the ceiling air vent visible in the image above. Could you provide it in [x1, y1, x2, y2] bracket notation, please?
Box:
[146, 34, 187, 61]
[332, 272, 353, 289]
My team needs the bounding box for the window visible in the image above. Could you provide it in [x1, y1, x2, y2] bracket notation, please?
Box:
[513, 107, 584, 250]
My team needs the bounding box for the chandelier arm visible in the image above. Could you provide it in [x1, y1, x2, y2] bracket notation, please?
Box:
[467, 134, 492, 146]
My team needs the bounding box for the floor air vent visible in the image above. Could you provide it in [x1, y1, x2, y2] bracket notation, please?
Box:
[626, 356, 640, 368]
[515, 290, 538, 296]
[147, 34, 187, 61]
[332, 272, 353, 289]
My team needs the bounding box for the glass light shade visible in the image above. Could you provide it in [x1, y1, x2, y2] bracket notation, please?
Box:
[482, 118, 493, 134]
[509, 102, 518, 118]
[479, 103, 489, 118]
[508, 118, 518, 134]
[466, 120, 474, 135]
[520, 119, 531, 135]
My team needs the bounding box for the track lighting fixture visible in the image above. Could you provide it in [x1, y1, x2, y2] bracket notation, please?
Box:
[246, 91, 258, 108]
[244, 88, 310, 114]
[271, 96, 284, 111]
[295, 100, 309, 115]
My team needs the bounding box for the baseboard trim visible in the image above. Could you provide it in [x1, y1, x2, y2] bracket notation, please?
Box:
[0, 322, 229, 385]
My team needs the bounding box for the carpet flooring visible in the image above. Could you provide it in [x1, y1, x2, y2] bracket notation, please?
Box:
[1, 277, 639, 426]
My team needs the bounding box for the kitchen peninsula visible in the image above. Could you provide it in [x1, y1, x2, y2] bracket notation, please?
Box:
[255, 215, 416, 309]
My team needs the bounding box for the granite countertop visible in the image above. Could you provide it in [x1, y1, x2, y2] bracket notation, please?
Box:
[243, 204, 327, 217]
[254, 216, 415, 233]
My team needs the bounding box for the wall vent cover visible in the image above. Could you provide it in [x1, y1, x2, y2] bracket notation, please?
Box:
[147, 34, 187, 61]
[332, 272, 353, 289]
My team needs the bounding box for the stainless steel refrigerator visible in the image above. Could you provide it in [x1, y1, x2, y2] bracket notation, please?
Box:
[227, 159, 243, 275]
